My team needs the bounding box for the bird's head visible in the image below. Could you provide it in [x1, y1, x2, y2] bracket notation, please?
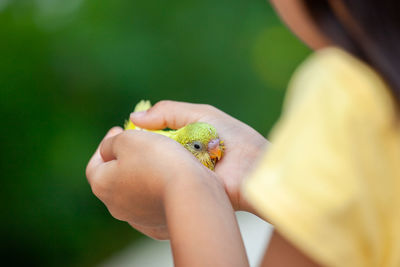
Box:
[175, 122, 224, 170]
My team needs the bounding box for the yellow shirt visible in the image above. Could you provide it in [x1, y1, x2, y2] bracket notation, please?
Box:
[243, 47, 400, 267]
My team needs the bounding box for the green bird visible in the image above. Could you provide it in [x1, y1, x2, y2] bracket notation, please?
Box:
[124, 100, 224, 170]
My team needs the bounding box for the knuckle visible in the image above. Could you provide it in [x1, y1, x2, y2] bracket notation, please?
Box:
[199, 103, 218, 113]
[86, 164, 99, 187]
[88, 168, 116, 200]
[114, 131, 131, 147]
[85, 164, 93, 181]
[153, 100, 174, 110]
[115, 130, 144, 151]
[90, 177, 107, 199]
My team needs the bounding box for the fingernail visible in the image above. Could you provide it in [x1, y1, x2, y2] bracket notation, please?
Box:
[130, 111, 146, 119]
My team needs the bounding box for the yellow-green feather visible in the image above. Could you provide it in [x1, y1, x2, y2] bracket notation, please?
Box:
[124, 100, 152, 130]
[168, 123, 220, 170]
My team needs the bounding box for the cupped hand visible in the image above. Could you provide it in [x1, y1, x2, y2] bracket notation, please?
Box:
[130, 100, 269, 214]
[86, 126, 217, 240]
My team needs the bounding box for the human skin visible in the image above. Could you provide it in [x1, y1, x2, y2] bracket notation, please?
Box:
[133, 101, 320, 266]
[87, 101, 268, 239]
[86, 0, 341, 265]
[86, 101, 319, 266]
[130, 101, 268, 215]
[270, 0, 330, 49]
[86, 127, 249, 266]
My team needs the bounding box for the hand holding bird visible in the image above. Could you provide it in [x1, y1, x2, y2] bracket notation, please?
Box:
[130, 100, 268, 213]
[86, 126, 220, 240]
[125, 100, 224, 170]
[86, 100, 268, 240]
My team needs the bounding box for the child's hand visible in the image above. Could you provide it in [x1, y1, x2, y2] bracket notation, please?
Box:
[130, 100, 269, 214]
[86, 127, 219, 240]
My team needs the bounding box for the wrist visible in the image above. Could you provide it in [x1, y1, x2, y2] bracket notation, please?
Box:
[163, 167, 231, 221]
[164, 167, 225, 206]
[236, 140, 269, 211]
[162, 166, 249, 266]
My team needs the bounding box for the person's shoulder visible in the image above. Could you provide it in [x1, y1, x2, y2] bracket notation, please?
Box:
[284, 46, 396, 126]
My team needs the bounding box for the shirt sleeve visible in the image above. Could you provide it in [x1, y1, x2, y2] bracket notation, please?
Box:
[243, 48, 398, 267]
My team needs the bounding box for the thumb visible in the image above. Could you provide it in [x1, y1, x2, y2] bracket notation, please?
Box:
[130, 100, 211, 130]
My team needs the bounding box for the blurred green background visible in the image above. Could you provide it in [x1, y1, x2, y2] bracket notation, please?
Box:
[0, 0, 310, 266]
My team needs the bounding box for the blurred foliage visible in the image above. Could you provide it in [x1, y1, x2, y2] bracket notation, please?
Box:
[0, 0, 310, 266]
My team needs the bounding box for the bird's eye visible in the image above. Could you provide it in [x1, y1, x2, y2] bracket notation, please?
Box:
[193, 142, 202, 150]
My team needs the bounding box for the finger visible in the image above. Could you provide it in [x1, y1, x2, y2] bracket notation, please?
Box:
[86, 148, 103, 179]
[100, 126, 127, 162]
[100, 136, 117, 162]
[89, 160, 119, 199]
[130, 100, 215, 130]
[86, 127, 123, 180]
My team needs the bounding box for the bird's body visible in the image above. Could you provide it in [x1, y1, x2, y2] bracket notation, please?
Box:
[124, 100, 224, 170]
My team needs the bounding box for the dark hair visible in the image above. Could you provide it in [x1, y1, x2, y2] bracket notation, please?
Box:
[303, 0, 400, 104]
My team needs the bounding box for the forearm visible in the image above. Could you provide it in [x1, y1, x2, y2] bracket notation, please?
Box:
[164, 170, 249, 267]
[261, 231, 320, 267]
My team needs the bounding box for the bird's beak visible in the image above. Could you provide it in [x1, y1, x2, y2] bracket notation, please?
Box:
[208, 139, 222, 160]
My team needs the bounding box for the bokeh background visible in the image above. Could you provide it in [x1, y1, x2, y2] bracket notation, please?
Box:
[0, 0, 310, 266]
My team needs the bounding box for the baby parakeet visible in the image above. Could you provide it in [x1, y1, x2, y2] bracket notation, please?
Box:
[124, 100, 224, 170]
